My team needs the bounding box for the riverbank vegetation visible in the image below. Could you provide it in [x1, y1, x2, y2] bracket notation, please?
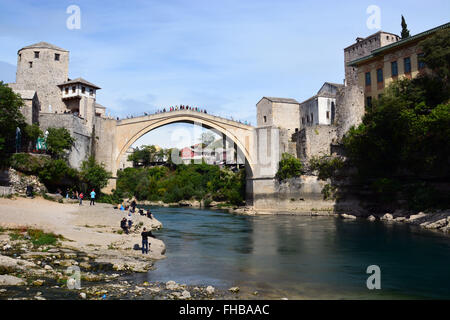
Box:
[324, 29, 450, 211]
[113, 163, 246, 206]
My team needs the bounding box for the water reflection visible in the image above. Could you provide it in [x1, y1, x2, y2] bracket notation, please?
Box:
[141, 207, 450, 299]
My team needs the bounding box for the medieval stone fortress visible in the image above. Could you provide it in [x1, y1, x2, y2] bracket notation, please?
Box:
[7, 21, 450, 210]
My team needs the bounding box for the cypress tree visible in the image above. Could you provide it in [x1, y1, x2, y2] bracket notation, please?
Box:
[401, 15, 411, 39]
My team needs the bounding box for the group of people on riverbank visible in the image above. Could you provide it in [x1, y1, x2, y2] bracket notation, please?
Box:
[59, 188, 97, 206]
[118, 202, 156, 254]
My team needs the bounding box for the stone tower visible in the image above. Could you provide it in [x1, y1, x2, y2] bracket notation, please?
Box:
[15, 42, 69, 114]
[344, 31, 399, 86]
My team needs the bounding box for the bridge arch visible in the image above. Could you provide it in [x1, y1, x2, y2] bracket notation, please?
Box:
[113, 111, 255, 177]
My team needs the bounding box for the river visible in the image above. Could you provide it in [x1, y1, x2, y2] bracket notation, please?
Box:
[135, 206, 450, 299]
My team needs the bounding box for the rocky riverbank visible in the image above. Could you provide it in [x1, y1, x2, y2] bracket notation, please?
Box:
[133, 199, 259, 216]
[338, 210, 450, 234]
[0, 197, 254, 300]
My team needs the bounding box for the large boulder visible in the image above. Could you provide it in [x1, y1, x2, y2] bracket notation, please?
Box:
[0, 254, 36, 273]
[0, 275, 26, 286]
[381, 213, 394, 221]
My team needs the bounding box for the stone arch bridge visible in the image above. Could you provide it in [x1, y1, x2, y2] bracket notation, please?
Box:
[94, 110, 281, 201]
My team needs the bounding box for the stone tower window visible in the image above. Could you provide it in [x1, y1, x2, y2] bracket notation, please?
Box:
[72, 86, 76, 93]
[55, 53, 60, 61]
[19, 53, 21, 61]
[89, 88, 94, 96]
[29, 61, 33, 68]
[82, 87, 86, 94]
[65, 87, 69, 94]
[263, 116, 267, 123]
[326, 111, 330, 119]
[34, 51, 39, 58]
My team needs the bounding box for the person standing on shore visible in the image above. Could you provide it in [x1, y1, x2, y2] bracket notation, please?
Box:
[90, 189, 96, 206]
[141, 227, 155, 254]
[79, 192, 84, 205]
[127, 211, 133, 230]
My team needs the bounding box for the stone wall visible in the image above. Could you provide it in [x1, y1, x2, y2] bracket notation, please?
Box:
[39, 113, 92, 169]
[295, 125, 337, 161]
[249, 176, 335, 213]
[335, 85, 364, 140]
[8, 168, 47, 194]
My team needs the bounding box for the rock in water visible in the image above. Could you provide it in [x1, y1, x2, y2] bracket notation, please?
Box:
[341, 214, 357, 219]
[425, 219, 448, 229]
[228, 287, 240, 293]
[80, 292, 87, 299]
[367, 215, 376, 222]
[166, 280, 181, 290]
[206, 286, 215, 295]
[381, 213, 394, 221]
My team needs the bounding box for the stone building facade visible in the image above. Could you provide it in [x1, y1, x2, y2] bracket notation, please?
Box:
[348, 22, 449, 108]
[344, 31, 400, 86]
[7, 41, 108, 169]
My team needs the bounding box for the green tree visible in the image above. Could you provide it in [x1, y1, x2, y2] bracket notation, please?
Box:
[24, 124, 43, 151]
[401, 15, 410, 39]
[276, 153, 303, 181]
[45, 127, 74, 158]
[0, 81, 25, 159]
[79, 156, 111, 193]
[128, 145, 163, 167]
[38, 158, 79, 191]
[420, 28, 450, 83]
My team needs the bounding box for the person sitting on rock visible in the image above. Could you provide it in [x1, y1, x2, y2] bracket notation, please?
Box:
[146, 209, 153, 219]
[120, 218, 129, 234]
[138, 208, 145, 215]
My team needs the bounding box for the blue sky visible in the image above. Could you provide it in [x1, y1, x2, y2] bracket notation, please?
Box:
[0, 0, 448, 148]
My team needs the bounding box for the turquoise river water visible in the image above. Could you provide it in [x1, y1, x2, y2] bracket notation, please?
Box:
[135, 206, 450, 299]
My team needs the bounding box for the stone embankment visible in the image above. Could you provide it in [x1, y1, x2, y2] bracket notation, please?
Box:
[8, 168, 47, 194]
[337, 210, 450, 233]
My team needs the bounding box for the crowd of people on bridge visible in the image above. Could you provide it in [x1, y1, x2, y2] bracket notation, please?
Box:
[113, 105, 251, 126]
[154, 104, 208, 114]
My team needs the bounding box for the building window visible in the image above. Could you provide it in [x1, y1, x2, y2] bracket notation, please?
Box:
[19, 53, 21, 61]
[417, 53, 426, 69]
[404, 57, 411, 73]
[366, 96, 373, 108]
[72, 86, 76, 93]
[82, 87, 86, 94]
[65, 87, 69, 94]
[263, 116, 267, 123]
[310, 113, 314, 124]
[55, 53, 60, 61]
[89, 88, 94, 96]
[29, 61, 33, 68]
[391, 61, 398, 77]
[34, 51, 39, 58]
[331, 101, 335, 124]
[376, 68, 383, 83]
[326, 111, 330, 119]
[307, 115, 310, 123]
[365, 72, 371, 86]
